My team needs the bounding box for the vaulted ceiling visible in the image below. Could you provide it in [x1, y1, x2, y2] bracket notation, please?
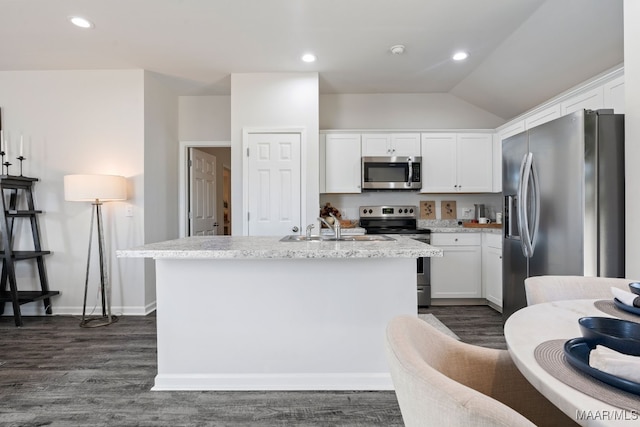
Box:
[0, 0, 623, 120]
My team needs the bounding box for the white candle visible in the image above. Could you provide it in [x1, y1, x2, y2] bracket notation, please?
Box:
[0, 130, 3, 153]
[20, 135, 23, 157]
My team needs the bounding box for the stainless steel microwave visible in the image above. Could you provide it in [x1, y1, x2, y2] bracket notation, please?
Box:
[361, 156, 422, 190]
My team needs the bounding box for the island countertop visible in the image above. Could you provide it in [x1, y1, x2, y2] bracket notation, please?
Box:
[117, 235, 442, 260]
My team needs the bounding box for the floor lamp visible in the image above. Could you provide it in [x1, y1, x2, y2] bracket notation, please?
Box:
[64, 174, 127, 327]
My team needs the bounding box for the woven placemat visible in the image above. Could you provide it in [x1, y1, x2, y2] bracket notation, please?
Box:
[534, 340, 639, 411]
[594, 300, 640, 322]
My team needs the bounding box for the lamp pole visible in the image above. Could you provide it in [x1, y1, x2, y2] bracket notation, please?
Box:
[80, 199, 116, 327]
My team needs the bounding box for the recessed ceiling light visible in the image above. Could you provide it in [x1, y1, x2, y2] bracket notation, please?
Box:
[390, 45, 405, 55]
[453, 51, 469, 61]
[301, 53, 317, 63]
[69, 16, 94, 29]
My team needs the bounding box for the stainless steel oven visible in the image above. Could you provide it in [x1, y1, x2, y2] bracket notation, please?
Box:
[361, 156, 422, 190]
[359, 205, 431, 307]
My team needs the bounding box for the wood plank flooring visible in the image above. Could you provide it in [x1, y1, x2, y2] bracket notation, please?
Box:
[0, 305, 504, 426]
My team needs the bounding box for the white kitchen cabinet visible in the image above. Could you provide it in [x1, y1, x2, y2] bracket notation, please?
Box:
[323, 133, 362, 193]
[524, 104, 561, 129]
[431, 233, 482, 298]
[421, 133, 493, 193]
[362, 133, 421, 157]
[560, 86, 604, 116]
[603, 75, 625, 114]
[482, 232, 503, 310]
[497, 120, 525, 141]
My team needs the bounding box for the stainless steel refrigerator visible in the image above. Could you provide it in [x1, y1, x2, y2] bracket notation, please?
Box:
[502, 109, 625, 320]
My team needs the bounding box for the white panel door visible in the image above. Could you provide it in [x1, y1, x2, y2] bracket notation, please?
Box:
[189, 148, 217, 236]
[247, 133, 301, 236]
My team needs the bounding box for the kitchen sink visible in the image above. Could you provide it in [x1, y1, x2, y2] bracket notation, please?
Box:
[280, 234, 395, 242]
[280, 235, 325, 242]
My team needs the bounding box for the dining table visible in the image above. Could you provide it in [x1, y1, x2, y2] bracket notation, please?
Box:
[504, 299, 640, 427]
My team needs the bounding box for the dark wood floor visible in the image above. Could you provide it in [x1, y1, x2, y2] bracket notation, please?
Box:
[0, 305, 504, 426]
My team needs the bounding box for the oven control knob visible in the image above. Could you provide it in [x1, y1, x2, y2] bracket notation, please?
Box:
[409, 208, 414, 213]
[363, 209, 367, 214]
[368, 209, 373, 214]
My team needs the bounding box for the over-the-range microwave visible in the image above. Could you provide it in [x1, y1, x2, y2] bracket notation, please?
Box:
[361, 156, 422, 190]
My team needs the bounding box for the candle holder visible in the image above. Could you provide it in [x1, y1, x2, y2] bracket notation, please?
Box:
[3, 161, 11, 176]
[0, 151, 4, 174]
[17, 156, 25, 176]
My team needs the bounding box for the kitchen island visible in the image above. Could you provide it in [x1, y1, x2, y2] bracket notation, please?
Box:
[117, 235, 441, 391]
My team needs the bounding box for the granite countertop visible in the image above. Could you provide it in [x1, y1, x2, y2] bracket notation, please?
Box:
[426, 226, 502, 234]
[117, 235, 443, 260]
[417, 219, 502, 234]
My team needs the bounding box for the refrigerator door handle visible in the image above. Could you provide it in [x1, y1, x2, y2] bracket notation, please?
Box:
[520, 152, 540, 258]
[529, 155, 541, 255]
[517, 153, 530, 257]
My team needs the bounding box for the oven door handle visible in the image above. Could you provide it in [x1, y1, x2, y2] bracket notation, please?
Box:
[406, 157, 413, 187]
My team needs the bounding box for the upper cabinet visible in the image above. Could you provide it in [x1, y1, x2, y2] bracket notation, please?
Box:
[493, 69, 624, 193]
[560, 86, 604, 116]
[362, 133, 421, 157]
[603, 75, 625, 114]
[323, 133, 362, 194]
[524, 104, 561, 129]
[421, 133, 493, 193]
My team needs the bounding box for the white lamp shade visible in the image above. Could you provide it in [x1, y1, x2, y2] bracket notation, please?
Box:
[64, 174, 127, 202]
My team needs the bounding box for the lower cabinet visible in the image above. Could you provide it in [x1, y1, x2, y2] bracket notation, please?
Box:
[431, 233, 482, 298]
[482, 233, 503, 309]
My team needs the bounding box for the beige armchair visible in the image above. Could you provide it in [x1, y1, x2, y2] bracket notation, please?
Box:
[525, 275, 634, 306]
[385, 315, 575, 427]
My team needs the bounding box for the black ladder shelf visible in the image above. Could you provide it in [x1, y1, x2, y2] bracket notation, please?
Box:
[0, 175, 58, 326]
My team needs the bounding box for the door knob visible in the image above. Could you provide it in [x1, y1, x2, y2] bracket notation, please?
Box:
[292, 226, 299, 232]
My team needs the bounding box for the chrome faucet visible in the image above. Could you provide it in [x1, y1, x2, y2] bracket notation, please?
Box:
[306, 223, 315, 238]
[318, 213, 341, 239]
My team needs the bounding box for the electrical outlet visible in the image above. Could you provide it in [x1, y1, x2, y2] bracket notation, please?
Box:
[463, 208, 474, 219]
[125, 204, 134, 217]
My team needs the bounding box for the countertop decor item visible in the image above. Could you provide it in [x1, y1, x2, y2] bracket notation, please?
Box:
[64, 174, 127, 327]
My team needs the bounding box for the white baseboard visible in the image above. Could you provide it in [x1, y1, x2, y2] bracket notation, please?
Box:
[1, 301, 157, 317]
[152, 372, 394, 391]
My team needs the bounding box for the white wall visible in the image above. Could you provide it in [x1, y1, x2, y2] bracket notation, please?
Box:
[0, 70, 146, 315]
[230, 73, 320, 235]
[179, 96, 230, 141]
[624, 0, 640, 279]
[142, 71, 179, 310]
[319, 93, 505, 130]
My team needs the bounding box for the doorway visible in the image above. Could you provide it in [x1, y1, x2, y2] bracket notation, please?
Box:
[179, 141, 232, 237]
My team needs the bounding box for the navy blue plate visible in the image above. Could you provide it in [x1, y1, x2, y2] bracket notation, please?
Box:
[629, 282, 640, 296]
[613, 298, 640, 316]
[564, 337, 640, 395]
[579, 317, 640, 355]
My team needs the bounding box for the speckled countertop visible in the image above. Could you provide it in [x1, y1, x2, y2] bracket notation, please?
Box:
[117, 235, 443, 260]
[418, 219, 502, 234]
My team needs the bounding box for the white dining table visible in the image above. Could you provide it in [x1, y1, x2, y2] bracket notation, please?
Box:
[504, 299, 640, 427]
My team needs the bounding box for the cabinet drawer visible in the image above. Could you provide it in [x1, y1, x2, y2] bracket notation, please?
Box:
[432, 233, 481, 246]
[483, 232, 502, 249]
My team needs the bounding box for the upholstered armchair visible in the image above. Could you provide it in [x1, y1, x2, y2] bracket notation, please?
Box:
[385, 315, 576, 426]
[525, 275, 634, 306]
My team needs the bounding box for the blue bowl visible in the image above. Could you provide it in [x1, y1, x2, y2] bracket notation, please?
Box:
[578, 317, 640, 356]
[629, 282, 640, 296]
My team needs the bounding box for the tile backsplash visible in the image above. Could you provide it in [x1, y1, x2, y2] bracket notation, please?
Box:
[319, 192, 502, 221]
